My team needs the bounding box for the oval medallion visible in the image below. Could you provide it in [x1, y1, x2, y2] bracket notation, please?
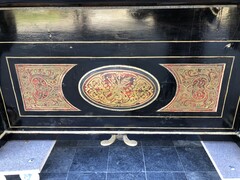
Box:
[78, 65, 160, 111]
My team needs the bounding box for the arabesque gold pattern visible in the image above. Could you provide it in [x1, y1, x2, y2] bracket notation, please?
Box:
[15, 64, 79, 111]
[159, 64, 225, 112]
[79, 65, 160, 111]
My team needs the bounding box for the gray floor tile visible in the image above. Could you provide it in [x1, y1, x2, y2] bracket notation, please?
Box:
[107, 172, 146, 180]
[147, 172, 173, 180]
[4, 137, 221, 180]
[141, 140, 174, 147]
[42, 159, 73, 173]
[173, 135, 201, 147]
[54, 140, 78, 147]
[108, 146, 144, 172]
[147, 172, 187, 180]
[176, 147, 216, 171]
[173, 140, 202, 147]
[174, 135, 200, 141]
[185, 171, 221, 180]
[172, 172, 188, 180]
[40, 173, 67, 180]
[42, 147, 76, 173]
[77, 140, 101, 147]
[143, 147, 183, 171]
[69, 147, 108, 172]
[133, 135, 173, 141]
[67, 172, 106, 180]
[45, 147, 76, 160]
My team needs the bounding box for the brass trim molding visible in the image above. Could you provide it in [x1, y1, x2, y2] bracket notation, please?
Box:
[237, 132, 240, 138]
[232, 96, 240, 129]
[0, 130, 237, 140]
[0, 131, 6, 139]
[18, 115, 222, 118]
[9, 126, 233, 130]
[4, 130, 238, 136]
[0, 88, 11, 128]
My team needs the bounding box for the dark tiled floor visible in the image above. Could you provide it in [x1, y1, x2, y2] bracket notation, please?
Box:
[6, 135, 221, 180]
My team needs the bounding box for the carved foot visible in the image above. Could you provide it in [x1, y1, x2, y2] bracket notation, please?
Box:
[122, 135, 138, 147]
[19, 173, 40, 180]
[0, 175, 6, 180]
[100, 135, 117, 146]
[100, 134, 138, 147]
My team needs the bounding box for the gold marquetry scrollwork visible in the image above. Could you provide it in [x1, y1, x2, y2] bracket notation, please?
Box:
[79, 65, 160, 111]
[15, 64, 79, 111]
[159, 64, 225, 112]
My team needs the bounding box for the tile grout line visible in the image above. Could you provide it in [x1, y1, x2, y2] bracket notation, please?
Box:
[140, 141, 148, 180]
[65, 143, 78, 180]
[173, 145, 187, 179]
[66, 170, 216, 173]
[106, 146, 110, 180]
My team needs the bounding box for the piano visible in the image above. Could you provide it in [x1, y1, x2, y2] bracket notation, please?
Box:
[0, 0, 240, 144]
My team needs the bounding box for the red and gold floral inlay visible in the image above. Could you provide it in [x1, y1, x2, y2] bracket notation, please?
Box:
[159, 64, 225, 112]
[80, 66, 160, 111]
[15, 64, 79, 111]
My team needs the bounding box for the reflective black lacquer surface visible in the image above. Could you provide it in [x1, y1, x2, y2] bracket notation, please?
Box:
[0, 7, 239, 41]
[0, 6, 240, 135]
[0, 0, 239, 7]
[0, 89, 7, 145]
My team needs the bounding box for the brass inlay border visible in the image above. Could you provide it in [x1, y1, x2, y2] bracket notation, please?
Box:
[6, 56, 235, 59]
[0, 88, 11, 128]
[17, 115, 222, 118]
[0, 131, 6, 139]
[4, 130, 238, 136]
[6, 58, 22, 116]
[1, 130, 238, 140]
[222, 58, 235, 119]
[4, 56, 234, 131]
[232, 96, 240, 129]
[9, 126, 231, 130]
[6, 56, 233, 119]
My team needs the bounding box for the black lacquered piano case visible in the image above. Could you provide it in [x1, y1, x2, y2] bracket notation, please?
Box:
[0, 0, 240, 140]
